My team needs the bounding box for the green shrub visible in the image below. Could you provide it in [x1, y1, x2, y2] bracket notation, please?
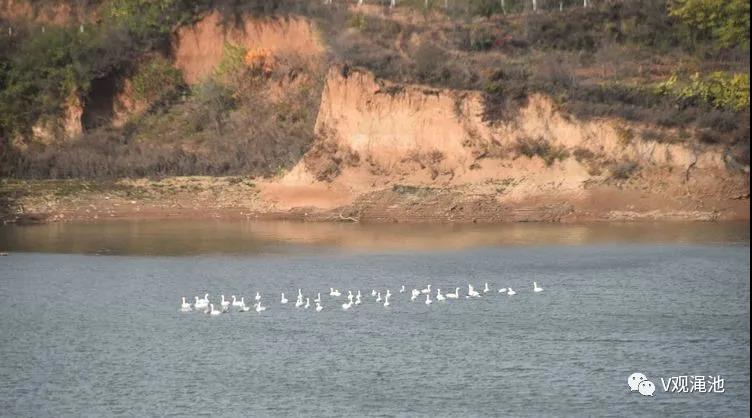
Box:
[348, 12, 367, 31]
[215, 42, 248, 82]
[669, 0, 750, 48]
[0, 25, 127, 137]
[131, 56, 184, 103]
[191, 80, 236, 134]
[655, 72, 750, 111]
[466, 24, 496, 51]
[0, 0, 199, 138]
[106, 0, 197, 45]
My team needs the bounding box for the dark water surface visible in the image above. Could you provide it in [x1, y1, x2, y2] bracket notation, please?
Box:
[0, 221, 749, 417]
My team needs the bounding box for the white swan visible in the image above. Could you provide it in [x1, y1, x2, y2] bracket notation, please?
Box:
[411, 289, 420, 297]
[295, 297, 304, 308]
[280, 293, 289, 304]
[446, 287, 459, 299]
[342, 300, 353, 310]
[198, 301, 209, 314]
[297, 288, 303, 299]
[255, 292, 261, 302]
[410, 292, 418, 302]
[483, 282, 490, 293]
[384, 294, 391, 307]
[347, 291, 354, 303]
[209, 303, 222, 316]
[421, 284, 432, 294]
[355, 294, 362, 305]
[232, 295, 243, 307]
[533, 282, 543, 293]
[425, 293, 432, 305]
[330, 288, 341, 297]
[371, 289, 377, 297]
[238, 303, 251, 312]
[255, 302, 267, 313]
[221, 295, 230, 309]
[180, 297, 192, 312]
[498, 288, 508, 293]
[436, 289, 446, 302]
[385, 289, 392, 299]
[376, 292, 382, 303]
[315, 302, 323, 312]
[304, 298, 310, 309]
[467, 285, 481, 298]
[314, 293, 321, 303]
[400, 285, 406, 293]
[507, 288, 517, 296]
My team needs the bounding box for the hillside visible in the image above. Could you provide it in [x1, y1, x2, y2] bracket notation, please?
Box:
[0, 0, 749, 223]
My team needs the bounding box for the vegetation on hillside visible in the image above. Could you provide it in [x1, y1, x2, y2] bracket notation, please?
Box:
[324, 0, 749, 147]
[0, 0, 749, 178]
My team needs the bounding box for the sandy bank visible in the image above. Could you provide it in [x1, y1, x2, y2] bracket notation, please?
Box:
[1, 176, 747, 225]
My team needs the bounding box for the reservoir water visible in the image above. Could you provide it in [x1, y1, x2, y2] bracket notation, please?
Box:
[0, 221, 749, 416]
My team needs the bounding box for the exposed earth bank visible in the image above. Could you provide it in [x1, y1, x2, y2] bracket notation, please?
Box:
[1, 173, 748, 224]
[1, 8, 748, 224]
[3, 66, 746, 224]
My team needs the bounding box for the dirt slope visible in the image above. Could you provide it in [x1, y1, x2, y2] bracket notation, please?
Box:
[2, 12, 748, 224]
[260, 66, 748, 222]
[172, 11, 324, 85]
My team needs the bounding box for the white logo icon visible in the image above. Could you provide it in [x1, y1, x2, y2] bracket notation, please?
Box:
[628, 372, 655, 396]
[628, 373, 648, 391]
[638, 380, 656, 396]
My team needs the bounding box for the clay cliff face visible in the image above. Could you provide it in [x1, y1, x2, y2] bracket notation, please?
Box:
[310, 67, 730, 177]
[313, 69, 484, 170]
[3, 10, 748, 222]
[0, 0, 89, 25]
[273, 66, 748, 221]
[172, 11, 324, 85]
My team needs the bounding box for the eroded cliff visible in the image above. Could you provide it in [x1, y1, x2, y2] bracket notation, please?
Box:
[172, 11, 324, 85]
[1, 7, 748, 223]
[266, 66, 749, 222]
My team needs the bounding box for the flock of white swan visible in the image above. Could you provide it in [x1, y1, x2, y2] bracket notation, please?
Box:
[180, 281, 545, 315]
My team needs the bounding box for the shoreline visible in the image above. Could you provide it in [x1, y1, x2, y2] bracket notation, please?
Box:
[3, 201, 749, 225]
[2, 176, 748, 226]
